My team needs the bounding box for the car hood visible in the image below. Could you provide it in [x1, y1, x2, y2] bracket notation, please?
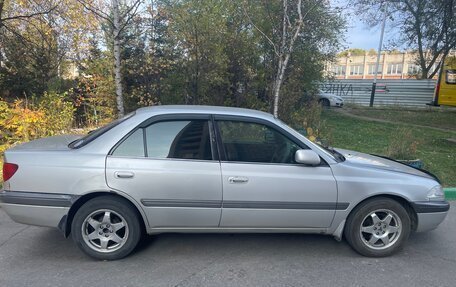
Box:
[335, 148, 436, 180]
[9, 134, 82, 151]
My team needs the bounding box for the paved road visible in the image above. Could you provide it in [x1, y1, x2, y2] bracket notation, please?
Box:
[0, 204, 455, 287]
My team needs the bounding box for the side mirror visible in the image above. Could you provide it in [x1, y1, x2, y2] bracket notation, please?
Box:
[295, 149, 321, 166]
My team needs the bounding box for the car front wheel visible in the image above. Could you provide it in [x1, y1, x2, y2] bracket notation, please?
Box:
[319, 98, 330, 108]
[344, 197, 411, 257]
[71, 196, 142, 260]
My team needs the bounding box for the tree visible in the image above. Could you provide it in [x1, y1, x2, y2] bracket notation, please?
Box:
[1, 0, 344, 125]
[77, 0, 143, 117]
[0, 0, 98, 98]
[351, 0, 456, 79]
[0, 1, 62, 97]
[338, 48, 366, 57]
[122, 3, 175, 110]
[243, 0, 344, 117]
[0, 0, 58, 29]
[161, 0, 343, 116]
[0, 0, 58, 80]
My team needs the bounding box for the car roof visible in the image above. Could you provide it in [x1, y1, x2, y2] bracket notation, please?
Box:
[136, 105, 275, 120]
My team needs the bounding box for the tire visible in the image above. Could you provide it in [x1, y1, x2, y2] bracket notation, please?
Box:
[319, 98, 330, 108]
[344, 197, 411, 257]
[71, 196, 142, 260]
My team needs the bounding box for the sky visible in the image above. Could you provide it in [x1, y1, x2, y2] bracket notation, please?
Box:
[332, 0, 398, 51]
[345, 19, 382, 50]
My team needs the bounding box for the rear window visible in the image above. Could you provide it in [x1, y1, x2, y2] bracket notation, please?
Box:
[69, 112, 135, 149]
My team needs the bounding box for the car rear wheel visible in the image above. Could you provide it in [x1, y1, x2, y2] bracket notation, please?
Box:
[344, 197, 411, 257]
[71, 196, 142, 260]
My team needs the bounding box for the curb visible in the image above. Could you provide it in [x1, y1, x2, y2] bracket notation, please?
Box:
[444, 188, 456, 200]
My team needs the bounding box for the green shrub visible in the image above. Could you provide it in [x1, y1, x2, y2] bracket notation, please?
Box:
[290, 99, 333, 145]
[0, 92, 75, 149]
[386, 127, 418, 160]
[38, 92, 75, 136]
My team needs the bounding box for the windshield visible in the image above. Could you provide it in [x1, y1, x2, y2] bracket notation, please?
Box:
[68, 112, 135, 149]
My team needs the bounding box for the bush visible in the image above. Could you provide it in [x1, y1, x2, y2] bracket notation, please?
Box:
[0, 92, 75, 150]
[0, 100, 46, 145]
[39, 92, 75, 136]
[386, 127, 418, 160]
[289, 98, 333, 145]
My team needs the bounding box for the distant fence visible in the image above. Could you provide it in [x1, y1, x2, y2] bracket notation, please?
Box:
[320, 79, 437, 107]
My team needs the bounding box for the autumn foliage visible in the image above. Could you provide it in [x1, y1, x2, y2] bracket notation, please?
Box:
[0, 93, 74, 153]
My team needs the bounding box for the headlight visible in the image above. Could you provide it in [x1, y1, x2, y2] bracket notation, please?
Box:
[427, 185, 445, 201]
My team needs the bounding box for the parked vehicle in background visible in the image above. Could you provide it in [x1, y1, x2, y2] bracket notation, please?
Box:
[430, 56, 456, 107]
[318, 90, 344, 107]
[0, 106, 449, 260]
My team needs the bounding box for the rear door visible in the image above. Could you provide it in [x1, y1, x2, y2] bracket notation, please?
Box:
[215, 117, 338, 228]
[106, 114, 222, 228]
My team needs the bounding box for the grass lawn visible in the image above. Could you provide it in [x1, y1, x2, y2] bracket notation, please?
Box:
[322, 110, 456, 187]
[344, 106, 456, 131]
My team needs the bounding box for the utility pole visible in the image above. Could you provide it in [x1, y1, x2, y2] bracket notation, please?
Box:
[369, 3, 387, 107]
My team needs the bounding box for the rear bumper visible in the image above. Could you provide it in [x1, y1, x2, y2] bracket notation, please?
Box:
[0, 190, 77, 228]
[1, 203, 69, 228]
[412, 201, 450, 232]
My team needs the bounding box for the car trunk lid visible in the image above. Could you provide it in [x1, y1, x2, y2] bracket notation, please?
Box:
[8, 134, 82, 151]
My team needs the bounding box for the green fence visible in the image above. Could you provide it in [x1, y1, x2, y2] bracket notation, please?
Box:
[445, 188, 456, 200]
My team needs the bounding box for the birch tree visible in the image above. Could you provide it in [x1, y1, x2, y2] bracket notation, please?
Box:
[244, 0, 321, 117]
[77, 0, 143, 117]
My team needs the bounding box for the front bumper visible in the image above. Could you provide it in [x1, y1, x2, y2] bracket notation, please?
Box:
[0, 190, 76, 228]
[412, 201, 450, 232]
[329, 98, 344, 107]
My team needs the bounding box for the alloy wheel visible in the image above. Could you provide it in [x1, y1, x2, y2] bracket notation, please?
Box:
[359, 209, 402, 250]
[82, 209, 129, 253]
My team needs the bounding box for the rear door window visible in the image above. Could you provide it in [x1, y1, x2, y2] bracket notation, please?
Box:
[112, 120, 213, 161]
[112, 129, 145, 157]
[145, 120, 212, 160]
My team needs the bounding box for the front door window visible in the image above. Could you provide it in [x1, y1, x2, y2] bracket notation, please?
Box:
[217, 121, 300, 164]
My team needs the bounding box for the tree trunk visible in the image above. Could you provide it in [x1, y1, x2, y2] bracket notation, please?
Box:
[271, 0, 302, 118]
[113, 0, 124, 117]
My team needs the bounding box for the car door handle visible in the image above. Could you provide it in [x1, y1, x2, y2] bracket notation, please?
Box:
[114, 171, 135, 179]
[228, 176, 249, 184]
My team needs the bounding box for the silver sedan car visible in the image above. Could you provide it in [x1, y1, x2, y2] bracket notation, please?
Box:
[0, 106, 449, 260]
[318, 90, 344, 107]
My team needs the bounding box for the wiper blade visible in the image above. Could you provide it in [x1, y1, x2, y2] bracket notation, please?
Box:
[326, 147, 345, 162]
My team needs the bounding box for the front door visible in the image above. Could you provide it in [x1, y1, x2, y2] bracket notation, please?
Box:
[106, 116, 222, 228]
[215, 119, 338, 228]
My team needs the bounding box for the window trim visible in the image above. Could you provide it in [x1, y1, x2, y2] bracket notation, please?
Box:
[387, 63, 403, 75]
[109, 113, 218, 161]
[349, 65, 363, 75]
[213, 115, 328, 166]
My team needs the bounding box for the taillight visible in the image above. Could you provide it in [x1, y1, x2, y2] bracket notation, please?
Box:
[3, 163, 18, 182]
